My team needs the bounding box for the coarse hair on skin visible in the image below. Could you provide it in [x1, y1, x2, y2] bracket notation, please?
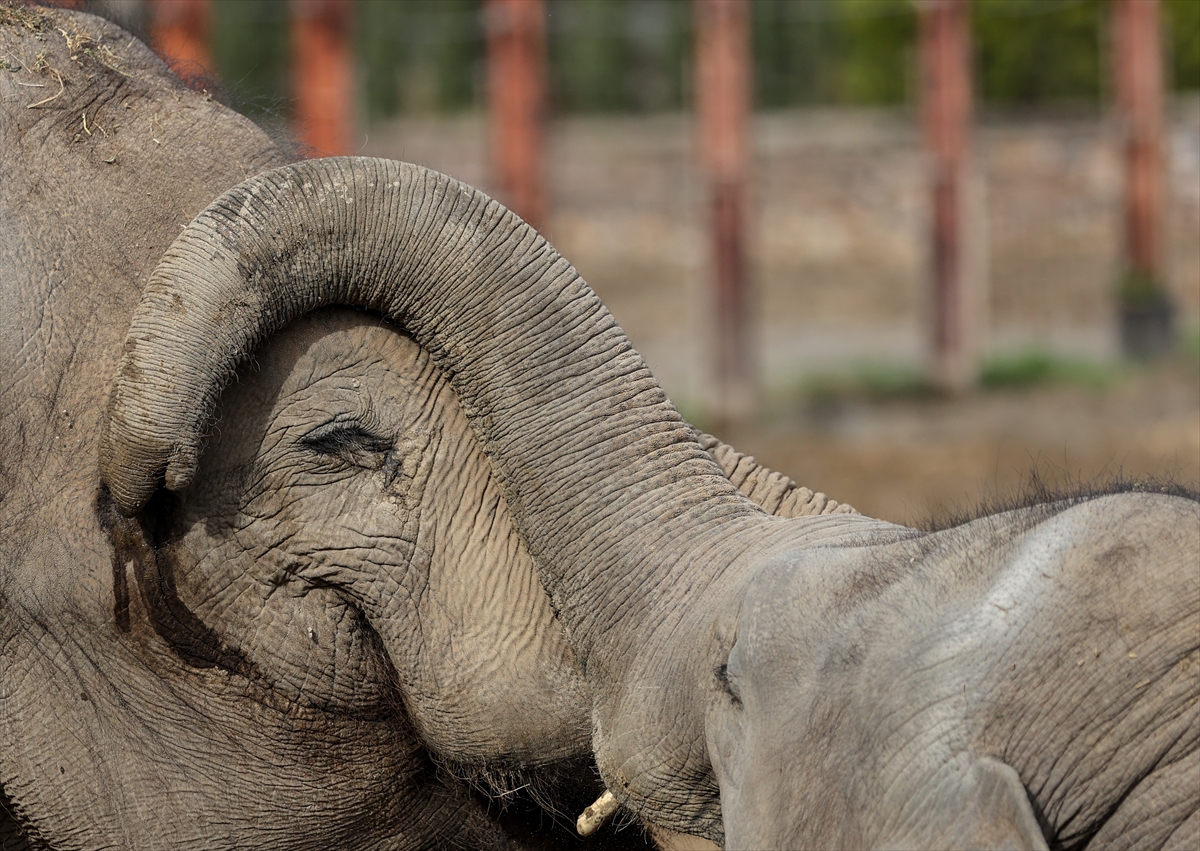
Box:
[920, 465, 1200, 533]
[23, 0, 307, 160]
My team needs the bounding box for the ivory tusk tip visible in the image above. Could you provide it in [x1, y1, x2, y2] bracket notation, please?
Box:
[576, 789, 619, 836]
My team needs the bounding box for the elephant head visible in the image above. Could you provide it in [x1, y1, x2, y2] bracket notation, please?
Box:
[151, 308, 591, 768]
[142, 303, 852, 776]
[140, 303, 849, 848]
[1, 8, 526, 847]
[1, 10, 854, 844]
[95, 156, 901, 840]
[101, 157, 1199, 849]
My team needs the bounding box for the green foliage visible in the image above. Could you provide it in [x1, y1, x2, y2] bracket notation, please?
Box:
[799, 362, 934, 405]
[1181, 324, 1200, 370]
[753, 0, 837, 107]
[1165, 0, 1200, 90]
[200, 0, 1198, 120]
[359, 0, 479, 119]
[547, 0, 689, 112]
[549, 0, 627, 112]
[791, 349, 1123, 406]
[1117, 269, 1171, 308]
[979, 350, 1117, 390]
[972, 0, 1105, 106]
[754, 0, 915, 108]
[835, 0, 917, 104]
[211, 0, 291, 117]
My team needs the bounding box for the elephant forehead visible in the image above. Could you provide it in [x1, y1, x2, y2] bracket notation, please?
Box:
[734, 543, 910, 658]
[205, 311, 446, 455]
[264, 311, 432, 399]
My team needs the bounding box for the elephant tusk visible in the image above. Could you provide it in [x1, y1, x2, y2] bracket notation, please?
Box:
[576, 789, 619, 836]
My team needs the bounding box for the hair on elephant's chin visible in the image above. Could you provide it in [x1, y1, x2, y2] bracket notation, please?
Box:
[438, 754, 612, 827]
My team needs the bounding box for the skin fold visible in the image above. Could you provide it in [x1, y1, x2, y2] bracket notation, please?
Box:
[94, 149, 1199, 850]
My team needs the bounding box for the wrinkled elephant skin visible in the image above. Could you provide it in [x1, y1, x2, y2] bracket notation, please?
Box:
[96, 151, 1199, 850]
[709, 499, 1197, 849]
[1, 7, 808, 847]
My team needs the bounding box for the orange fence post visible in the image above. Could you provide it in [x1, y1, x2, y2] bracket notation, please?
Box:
[290, 0, 355, 158]
[484, 0, 547, 231]
[695, 0, 753, 425]
[918, 0, 975, 391]
[1112, 0, 1173, 356]
[149, 0, 214, 88]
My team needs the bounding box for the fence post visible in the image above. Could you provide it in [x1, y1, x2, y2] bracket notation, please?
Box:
[290, 0, 355, 157]
[918, 0, 977, 391]
[149, 0, 213, 87]
[484, 0, 547, 232]
[695, 0, 753, 426]
[1113, 0, 1173, 357]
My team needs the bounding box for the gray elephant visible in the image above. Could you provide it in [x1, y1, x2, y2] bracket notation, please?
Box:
[0, 5, 843, 847]
[98, 147, 1198, 850]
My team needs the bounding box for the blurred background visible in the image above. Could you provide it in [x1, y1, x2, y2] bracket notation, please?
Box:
[49, 0, 1200, 524]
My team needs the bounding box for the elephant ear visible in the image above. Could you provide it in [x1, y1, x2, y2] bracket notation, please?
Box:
[874, 756, 1048, 851]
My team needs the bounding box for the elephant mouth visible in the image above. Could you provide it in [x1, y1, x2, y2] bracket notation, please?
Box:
[438, 753, 615, 835]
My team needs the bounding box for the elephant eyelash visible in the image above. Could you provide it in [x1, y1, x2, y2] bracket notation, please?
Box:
[715, 663, 743, 708]
[300, 421, 392, 461]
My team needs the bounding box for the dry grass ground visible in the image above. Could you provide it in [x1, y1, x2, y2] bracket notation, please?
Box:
[714, 356, 1200, 525]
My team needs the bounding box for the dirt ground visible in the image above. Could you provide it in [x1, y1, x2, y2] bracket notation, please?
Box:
[364, 106, 1200, 527]
[711, 358, 1199, 526]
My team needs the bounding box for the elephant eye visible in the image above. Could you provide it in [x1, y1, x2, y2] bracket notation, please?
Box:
[300, 421, 392, 468]
[715, 662, 743, 709]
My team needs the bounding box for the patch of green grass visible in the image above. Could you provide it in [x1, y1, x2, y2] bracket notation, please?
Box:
[789, 350, 1123, 408]
[798, 362, 935, 406]
[672, 399, 712, 435]
[1179, 324, 1200, 371]
[979, 350, 1118, 391]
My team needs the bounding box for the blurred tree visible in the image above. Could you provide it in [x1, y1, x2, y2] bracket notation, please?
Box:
[211, 0, 290, 117]
[836, 0, 916, 104]
[178, 0, 1199, 122]
[548, 0, 628, 112]
[624, 0, 688, 111]
[1165, 0, 1200, 90]
[358, 0, 479, 120]
[548, 0, 690, 112]
[754, 0, 915, 108]
[972, 0, 1104, 107]
[753, 0, 838, 107]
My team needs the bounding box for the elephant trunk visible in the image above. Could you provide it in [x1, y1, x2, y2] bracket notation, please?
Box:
[100, 158, 759, 679]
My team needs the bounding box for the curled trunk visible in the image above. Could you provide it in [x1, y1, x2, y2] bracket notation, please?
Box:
[99, 158, 879, 835]
[101, 158, 761, 672]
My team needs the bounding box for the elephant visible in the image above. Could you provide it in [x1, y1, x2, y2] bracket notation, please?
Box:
[1, 5, 847, 847]
[95, 148, 1199, 849]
